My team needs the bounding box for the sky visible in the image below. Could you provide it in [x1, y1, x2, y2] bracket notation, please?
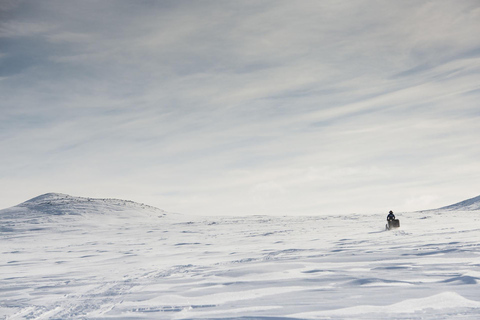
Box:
[1, 0, 480, 216]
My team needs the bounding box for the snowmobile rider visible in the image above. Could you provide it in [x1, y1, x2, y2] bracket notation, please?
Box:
[387, 210, 395, 221]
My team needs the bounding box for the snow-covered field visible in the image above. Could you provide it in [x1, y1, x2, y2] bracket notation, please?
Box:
[1, 193, 479, 319]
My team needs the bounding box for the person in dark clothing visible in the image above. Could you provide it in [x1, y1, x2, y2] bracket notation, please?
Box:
[387, 210, 395, 221]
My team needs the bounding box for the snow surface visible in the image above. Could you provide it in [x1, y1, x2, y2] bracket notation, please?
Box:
[1, 193, 480, 319]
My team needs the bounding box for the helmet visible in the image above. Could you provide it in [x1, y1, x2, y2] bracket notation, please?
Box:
[389, 210, 393, 214]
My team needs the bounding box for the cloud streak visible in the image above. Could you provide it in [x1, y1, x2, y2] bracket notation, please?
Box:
[1, 0, 480, 215]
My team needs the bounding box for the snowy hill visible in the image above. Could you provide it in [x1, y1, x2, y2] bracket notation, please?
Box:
[438, 194, 480, 211]
[0, 193, 167, 235]
[1, 192, 166, 220]
[1, 194, 480, 319]
[17, 192, 166, 216]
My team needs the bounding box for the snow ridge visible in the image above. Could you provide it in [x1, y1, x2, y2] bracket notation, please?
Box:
[439, 194, 480, 211]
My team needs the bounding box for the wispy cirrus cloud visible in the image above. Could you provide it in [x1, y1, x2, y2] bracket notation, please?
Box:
[1, 0, 479, 214]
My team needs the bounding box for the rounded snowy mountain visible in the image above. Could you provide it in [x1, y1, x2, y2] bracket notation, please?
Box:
[3, 193, 167, 219]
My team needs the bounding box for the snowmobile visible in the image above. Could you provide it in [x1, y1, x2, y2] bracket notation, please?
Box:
[386, 219, 400, 230]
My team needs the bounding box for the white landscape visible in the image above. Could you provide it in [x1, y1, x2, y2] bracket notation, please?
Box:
[2, 2, 480, 319]
[1, 193, 479, 319]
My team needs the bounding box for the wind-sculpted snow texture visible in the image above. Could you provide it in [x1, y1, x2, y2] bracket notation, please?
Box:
[1, 194, 480, 319]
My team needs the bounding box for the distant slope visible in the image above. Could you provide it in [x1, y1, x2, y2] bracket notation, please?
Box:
[1, 192, 167, 219]
[438, 194, 480, 211]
